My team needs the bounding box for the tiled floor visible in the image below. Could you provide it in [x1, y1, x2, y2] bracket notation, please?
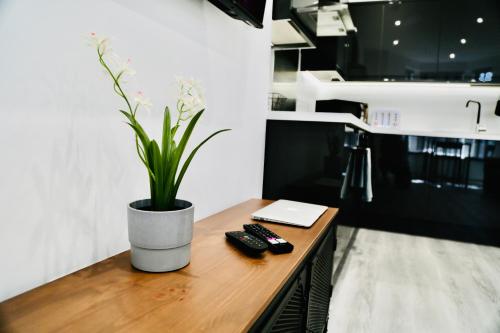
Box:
[328, 229, 500, 333]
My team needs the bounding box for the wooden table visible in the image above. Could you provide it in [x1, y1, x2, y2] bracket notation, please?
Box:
[0, 199, 338, 332]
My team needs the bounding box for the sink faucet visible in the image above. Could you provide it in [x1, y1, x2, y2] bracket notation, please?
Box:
[466, 100, 486, 133]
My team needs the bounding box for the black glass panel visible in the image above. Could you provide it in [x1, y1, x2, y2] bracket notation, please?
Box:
[346, 1, 441, 81]
[379, 1, 441, 81]
[437, 0, 500, 83]
[341, 0, 500, 83]
[263, 120, 500, 246]
[344, 3, 385, 80]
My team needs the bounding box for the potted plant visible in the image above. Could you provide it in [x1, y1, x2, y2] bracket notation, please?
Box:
[89, 33, 230, 272]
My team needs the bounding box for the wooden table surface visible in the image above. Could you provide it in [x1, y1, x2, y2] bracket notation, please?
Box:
[0, 199, 338, 332]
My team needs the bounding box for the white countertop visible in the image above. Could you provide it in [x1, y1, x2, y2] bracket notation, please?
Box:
[369, 128, 500, 141]
[267, 111, 500, 140]
[267, 111, 371, 132]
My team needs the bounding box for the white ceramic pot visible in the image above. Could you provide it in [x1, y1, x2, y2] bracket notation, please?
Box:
[127, 199, 194, 272]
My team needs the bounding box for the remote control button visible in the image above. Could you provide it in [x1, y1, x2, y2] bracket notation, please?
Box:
[243, 224, 293, 254]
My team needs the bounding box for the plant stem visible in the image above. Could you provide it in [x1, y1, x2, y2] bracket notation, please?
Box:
[97, 50, 134, 115]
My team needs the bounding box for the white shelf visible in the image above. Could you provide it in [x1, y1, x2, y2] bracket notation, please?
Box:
[369, 128, 500, 141]
[267, 111, 500, 141]
[267, 111, 371, 132]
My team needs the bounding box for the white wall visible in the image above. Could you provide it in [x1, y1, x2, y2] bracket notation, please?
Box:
[316, 81, 500, 135]
[0, 0, 271, 301]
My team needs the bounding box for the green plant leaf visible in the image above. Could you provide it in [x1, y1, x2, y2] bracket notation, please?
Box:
[161, 107, 172, 167]
[171, 124, 180, 138]
[119, 110, 150, 148]
[172, 128, 231, 199]
[172, 110, 203, 165]
[119, 109, 133, 122]
[148, 140, 161, 178]
[164, 110, 205, 205]
[146, 140, 163, 208]
[133, 134, 156, 182]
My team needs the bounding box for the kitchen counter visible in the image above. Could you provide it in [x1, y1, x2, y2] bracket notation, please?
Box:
[268, 111, 371, 132]
[268, 111, 500, 141]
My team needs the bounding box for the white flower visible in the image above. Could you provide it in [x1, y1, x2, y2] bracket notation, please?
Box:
[134, 91, 153, 110]
[108, 54, 136, 80]
[120, 58, 136, 77]
[87, 32, 111, 55]
[176, 77, 205, 121]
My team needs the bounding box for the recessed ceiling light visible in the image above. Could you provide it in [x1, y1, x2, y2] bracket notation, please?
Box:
[449, 53, 456, 59]
[395, 20, 401, 26]
[460, 38, 467, 44]
[476, 17, 484, 24]
[393, 39, 399, 46]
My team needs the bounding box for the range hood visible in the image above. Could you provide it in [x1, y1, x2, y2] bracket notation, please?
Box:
[294, 1, 357, 37]
[272, 19, 316, 49]
[272, 1, 357, 49]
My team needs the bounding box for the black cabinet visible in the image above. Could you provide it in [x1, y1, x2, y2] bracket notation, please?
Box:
[379, 1, 441, 80]
[273, 0, 292, 20]
[345, 0, 440, 81]
[437, 0, 500, 83]
[343, 3, 385, 80]
[251, 225, 337, 333]
[262, 269, 308, 332]
[263, 121, 347, 208]
[339, 0, 500, 82]
[301, 37, 340, 72]
[306, 228, 335, 333]
[365, 135, 500, 242]
[263, 120, 500, 246]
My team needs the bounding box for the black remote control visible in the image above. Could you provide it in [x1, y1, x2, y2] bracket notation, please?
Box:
[243, 224, 294, 254]
[225, 231, 268, 256]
